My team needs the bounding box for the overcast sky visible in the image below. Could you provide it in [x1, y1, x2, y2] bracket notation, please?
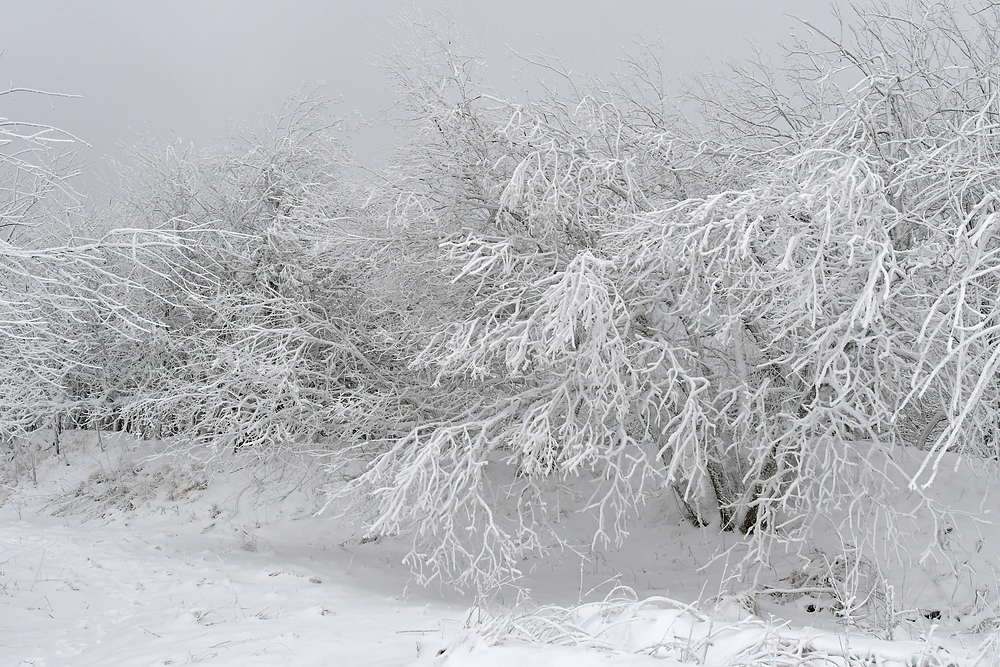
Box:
[2, 1, 836, 194]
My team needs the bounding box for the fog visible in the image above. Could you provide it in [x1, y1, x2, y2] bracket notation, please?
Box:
[2, 1, 827, 194]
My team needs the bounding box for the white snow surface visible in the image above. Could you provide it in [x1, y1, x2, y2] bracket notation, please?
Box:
[0, 434, 470, 666]
[1, 432, 999, 666]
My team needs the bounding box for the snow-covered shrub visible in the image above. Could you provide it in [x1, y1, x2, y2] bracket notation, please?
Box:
[340, 21, 692, 588]
[106, 97, 397, 460]
[615, 0, 1000, 552]
[341, 1, 1000, 596]
[0, 89, 220, 448]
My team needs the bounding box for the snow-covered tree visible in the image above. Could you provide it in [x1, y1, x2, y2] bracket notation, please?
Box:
[339, 1, 1000, 594]
[101, 96, 421, 467]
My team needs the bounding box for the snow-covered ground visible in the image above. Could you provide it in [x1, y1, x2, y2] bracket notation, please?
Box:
[1, 432, 998, 666]
[0, 433, 470, 666]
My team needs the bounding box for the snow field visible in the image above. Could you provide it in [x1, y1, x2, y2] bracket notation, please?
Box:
[1, 432, 999, 666]
[0, 434, 464, 666]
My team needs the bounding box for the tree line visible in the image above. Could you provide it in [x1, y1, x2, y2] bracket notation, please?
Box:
[3, 0, 999, 592]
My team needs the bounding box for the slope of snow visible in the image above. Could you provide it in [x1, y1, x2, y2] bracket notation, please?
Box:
[1, 431, 998, 666]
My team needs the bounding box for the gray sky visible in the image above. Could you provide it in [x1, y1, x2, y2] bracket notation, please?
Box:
[1, 1, 830, 194]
